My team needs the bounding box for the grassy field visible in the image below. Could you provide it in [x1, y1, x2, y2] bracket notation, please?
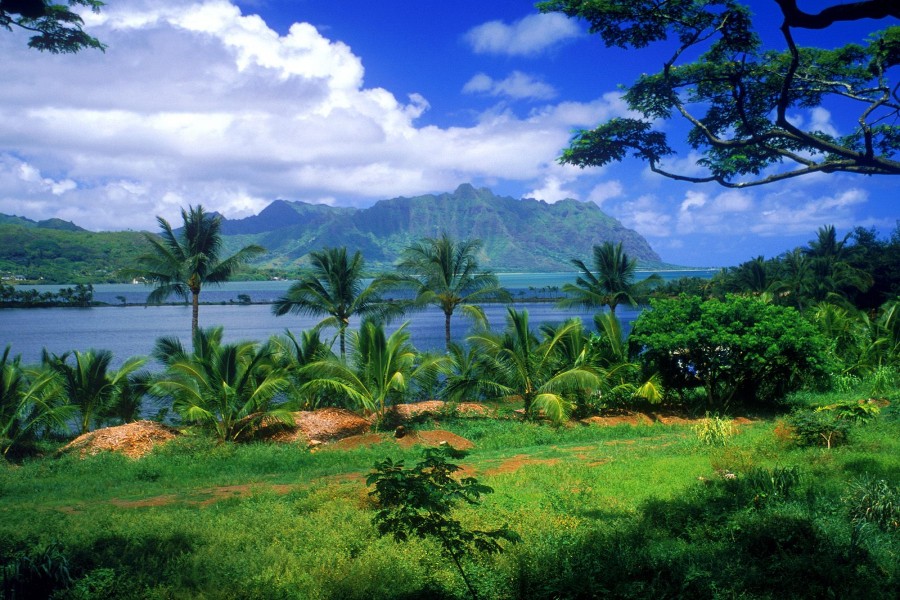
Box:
[1, 401, 898, 599]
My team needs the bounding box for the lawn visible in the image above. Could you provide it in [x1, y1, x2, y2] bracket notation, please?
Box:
[1, 406, 898, 599]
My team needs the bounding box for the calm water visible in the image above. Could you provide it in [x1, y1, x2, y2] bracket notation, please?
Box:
[1, 271, 711, 366]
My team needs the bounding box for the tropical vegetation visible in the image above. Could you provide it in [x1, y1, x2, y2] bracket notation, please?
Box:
[0, 218, 897, 599]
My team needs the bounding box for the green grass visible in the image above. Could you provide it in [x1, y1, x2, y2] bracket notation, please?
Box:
[1, 404, 898, 599]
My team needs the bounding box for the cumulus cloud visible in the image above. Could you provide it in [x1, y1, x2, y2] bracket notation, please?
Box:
[463, 71, 557, 100]
[0, 0, 624, 231]
[677, 189, 754, 234]
[751, 188, 868, 236]
[463, 13, 580, 56]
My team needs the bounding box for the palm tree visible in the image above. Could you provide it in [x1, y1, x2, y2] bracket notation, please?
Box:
[42, 349, 146, 434]
[559, 242, 660, 316]
[300, 320, 449, 417]
[803, 225, 872, 304]
[397, 233, 510, 350]
[152, 327, 293, 443]
[264, 329, 335, 409]
[1, 347, 72, 458]
[128, 205, 265, 339]
[469, 308, 600, 424]
[272, 247, 399, 358]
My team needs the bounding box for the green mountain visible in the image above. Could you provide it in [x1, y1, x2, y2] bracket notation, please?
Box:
[221, 184, 661, 271]
[1, 185, 664, 283]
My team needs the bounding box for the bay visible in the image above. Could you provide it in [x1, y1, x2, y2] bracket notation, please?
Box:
[1, 271, 712, 366]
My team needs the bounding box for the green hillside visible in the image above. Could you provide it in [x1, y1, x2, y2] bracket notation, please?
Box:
[1, 185, 665, 283]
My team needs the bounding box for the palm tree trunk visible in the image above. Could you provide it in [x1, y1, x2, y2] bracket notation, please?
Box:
[339, 327, 346, 359]
[192, 291, 200, 342]
[444, 311, 452, 350]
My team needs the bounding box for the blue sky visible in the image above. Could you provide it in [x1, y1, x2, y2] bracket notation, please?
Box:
[0, 0, 896, 267]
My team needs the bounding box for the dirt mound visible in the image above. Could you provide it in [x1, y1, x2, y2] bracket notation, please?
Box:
[61, 420, 180, 459]
[381, 401, 492, 422]
[267, 408, 371, 445]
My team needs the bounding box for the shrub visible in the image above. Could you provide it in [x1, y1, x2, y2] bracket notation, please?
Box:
[630, 295, 829, 409]
[784, 408, 850, 448]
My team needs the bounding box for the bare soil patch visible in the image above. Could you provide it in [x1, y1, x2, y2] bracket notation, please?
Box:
[60, 420, 180, 459]
[484, 454, 561, 476]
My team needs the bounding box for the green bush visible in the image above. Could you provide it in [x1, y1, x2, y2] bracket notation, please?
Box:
[784, 408, 850, 448]
[693, 413, 736, 447]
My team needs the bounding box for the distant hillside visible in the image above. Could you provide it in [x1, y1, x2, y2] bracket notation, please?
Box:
[1, 184, 666, 283]
[220, 184, 662, 271]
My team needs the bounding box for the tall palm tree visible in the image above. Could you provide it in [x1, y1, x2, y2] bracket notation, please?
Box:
[152, 327, 293, 443]
[559, 242, 660, 316]
[272, 247, 399, 358]
[397, 233, 510, 350]
[129, 205, 265, 339]
[42, 349, 146, 434]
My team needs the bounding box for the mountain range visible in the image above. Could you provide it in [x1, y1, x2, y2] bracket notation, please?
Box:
[220, 184, 661, 271]
[0, 184, 663, 283]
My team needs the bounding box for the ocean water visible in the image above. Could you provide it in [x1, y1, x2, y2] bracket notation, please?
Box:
[1, 271, 712, 366]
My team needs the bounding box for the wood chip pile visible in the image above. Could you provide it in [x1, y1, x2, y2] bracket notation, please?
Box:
[61, 420, 180, 459]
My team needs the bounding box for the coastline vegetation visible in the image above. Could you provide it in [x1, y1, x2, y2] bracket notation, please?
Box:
[0, 219, 898, 598]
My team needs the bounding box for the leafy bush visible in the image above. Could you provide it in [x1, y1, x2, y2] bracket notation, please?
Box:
[630, 295, 829, 409]
[784, 408, 850, 448]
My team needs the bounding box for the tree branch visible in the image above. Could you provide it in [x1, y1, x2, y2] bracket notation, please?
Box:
[775, 0, 900, 30]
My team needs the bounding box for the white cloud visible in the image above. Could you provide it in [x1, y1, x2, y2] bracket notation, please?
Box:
[463, 71, 557, 100]
[464, 13, 580, 56]
[0, 0, 624, 231]
[677, 189, 754, 234]
[587, 181, 623, 207]
[751, 188, 867, 236]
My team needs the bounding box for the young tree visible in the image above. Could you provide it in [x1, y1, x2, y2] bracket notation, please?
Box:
[128, 205, 265, 340]
[367, 445, 519, 600]
[539, 0, 900, 186]
[272, 247, 399, 358]
[299, 320, 448, 417]
[0, 346, 72, 458]
[397, 233, 510, 350]
[1, 0, 105, 53]
[469, 308, 600, 424]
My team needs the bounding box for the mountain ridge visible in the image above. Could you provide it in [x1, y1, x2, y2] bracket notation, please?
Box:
[1, 184, 665, 283]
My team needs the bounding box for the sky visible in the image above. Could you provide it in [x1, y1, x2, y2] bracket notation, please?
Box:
[0, 0, 896, 267]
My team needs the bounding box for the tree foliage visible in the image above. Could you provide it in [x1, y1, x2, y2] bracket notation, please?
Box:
[1, 0, 105, 53]
[152, 327, 293, 443]
[272, 247, 399, 358]
[631, 294, 829, 407]
[367, 445, 519, 600]
[559, 241, 661, 316]
[539, 0, 900, 186]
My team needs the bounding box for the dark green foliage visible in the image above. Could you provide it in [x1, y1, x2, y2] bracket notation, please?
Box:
[631, 294, 829, 408]
[367, 445, 519, 600]
[1, 540, 72, 599]
[538, 1, 900, 185]
[0, 0, 105, 54]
